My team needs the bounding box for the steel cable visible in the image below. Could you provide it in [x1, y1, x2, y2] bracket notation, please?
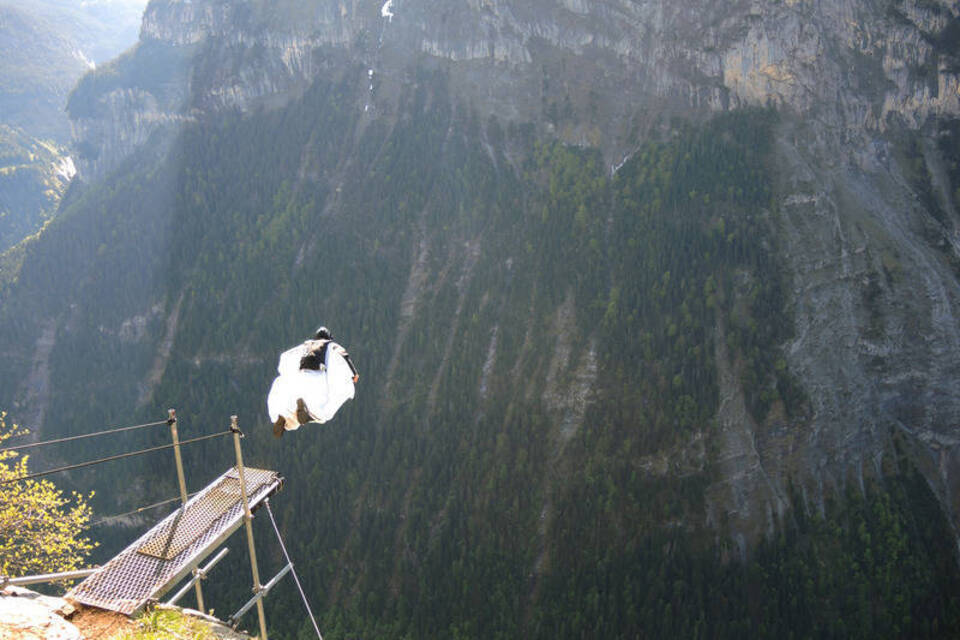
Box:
[0, 430, 232, 485]
[264, 499, 324, 640]
[89, 491, 201, 527]
[0, 418, 170, 454]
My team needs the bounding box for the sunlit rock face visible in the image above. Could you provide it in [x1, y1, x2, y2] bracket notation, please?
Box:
[74, 0, 958, 177]
[0, 586, 80, 640]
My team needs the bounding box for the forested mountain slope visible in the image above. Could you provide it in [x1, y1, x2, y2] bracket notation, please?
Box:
[0, 0, 146, 254]
[1, 0, 960, 637]
[0, 0, 146, 139]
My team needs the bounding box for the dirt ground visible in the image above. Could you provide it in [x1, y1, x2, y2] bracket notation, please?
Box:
[67, 605, 136, 639]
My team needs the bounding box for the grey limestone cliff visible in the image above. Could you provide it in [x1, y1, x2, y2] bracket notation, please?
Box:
[71, 0, 959, 174]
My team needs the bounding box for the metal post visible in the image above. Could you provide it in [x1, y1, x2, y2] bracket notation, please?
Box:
[229, 563, 293, 626]
[169, 408, 205, 613]
[232, 415, 269, 640]
[1, 568, 98, 588]
[166, 547, 230, 606]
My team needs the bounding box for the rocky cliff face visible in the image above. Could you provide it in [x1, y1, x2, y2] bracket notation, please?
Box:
[393, 0, 959, 141]
[72, 0, 958, 179]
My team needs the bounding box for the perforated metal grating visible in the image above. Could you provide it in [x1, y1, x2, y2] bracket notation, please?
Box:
[68, 467, 282, 615]
[138, 479, 251, 560]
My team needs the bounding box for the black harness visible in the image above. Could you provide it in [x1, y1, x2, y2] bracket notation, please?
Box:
[299, 339, 330, 370]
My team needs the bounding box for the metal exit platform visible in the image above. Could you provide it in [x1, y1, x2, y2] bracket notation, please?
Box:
[68, 466, 283, 615]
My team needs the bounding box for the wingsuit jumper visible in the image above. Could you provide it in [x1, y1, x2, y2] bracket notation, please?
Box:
[268, 326, 360, 438]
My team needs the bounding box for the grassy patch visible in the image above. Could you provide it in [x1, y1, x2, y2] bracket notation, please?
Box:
[109, 608, 217, 640]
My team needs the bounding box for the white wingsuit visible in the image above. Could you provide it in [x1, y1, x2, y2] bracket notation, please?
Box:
[267, 341, 356, 430]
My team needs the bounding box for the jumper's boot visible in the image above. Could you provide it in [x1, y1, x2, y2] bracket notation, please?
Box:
[296, 397, 313, 425]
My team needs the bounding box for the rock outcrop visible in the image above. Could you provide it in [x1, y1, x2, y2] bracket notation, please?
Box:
[0, 586, 253, 640]
[0, 586, 81, 640]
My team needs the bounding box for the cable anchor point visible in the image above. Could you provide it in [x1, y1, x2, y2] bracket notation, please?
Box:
[230, 415, 244, 437]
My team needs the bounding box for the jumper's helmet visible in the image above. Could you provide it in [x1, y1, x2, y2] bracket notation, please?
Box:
[315, 326, 332, 340]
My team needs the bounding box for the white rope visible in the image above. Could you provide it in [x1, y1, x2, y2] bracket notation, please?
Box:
[264, 499, 324, 640]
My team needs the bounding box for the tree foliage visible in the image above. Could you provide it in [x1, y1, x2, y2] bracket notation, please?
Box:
[0, 411, 95, 578]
